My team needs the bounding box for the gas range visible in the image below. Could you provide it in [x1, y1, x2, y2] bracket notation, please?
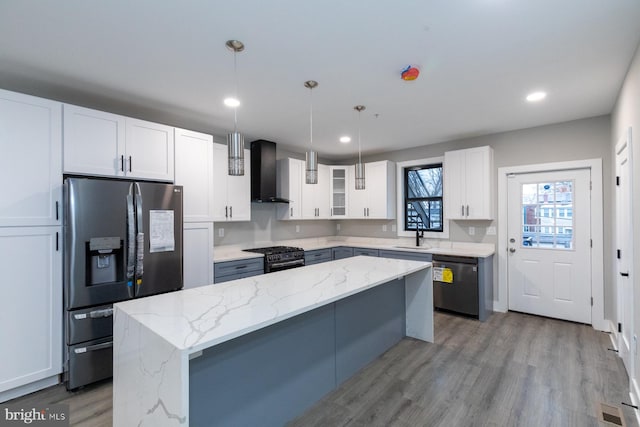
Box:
[243, 246, 306, 273]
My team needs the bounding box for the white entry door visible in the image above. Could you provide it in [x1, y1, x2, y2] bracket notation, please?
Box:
[615, 129, 634, 375]
[507, 169, 591, 323]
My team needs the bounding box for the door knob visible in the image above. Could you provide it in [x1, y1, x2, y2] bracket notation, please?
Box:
[509, 248, 516, 253]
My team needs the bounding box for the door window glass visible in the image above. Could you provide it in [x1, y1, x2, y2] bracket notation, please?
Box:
[521, 180, 574, 249]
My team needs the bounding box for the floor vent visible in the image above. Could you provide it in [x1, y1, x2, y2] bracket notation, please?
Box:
[598, 402, 626, 426]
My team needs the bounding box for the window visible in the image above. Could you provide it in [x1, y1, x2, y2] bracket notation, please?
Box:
[521, 180, 574, 249]
[404, 163, 443, 231]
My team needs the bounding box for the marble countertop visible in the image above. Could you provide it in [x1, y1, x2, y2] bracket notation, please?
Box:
[115, 256, 431, 355]
[213, 236, 495, 262]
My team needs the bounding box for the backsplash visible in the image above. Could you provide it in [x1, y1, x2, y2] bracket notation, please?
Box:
[213, 203, 335, 246]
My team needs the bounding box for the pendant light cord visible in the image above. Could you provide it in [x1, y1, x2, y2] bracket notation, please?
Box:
[357, 109, 362, 164]
[309, 87, 313, 148]
[233, 50, 239, 133]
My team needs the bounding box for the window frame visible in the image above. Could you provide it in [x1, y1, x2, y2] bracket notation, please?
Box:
[403, 163, 444, 232]
[396, 156, 449, 239]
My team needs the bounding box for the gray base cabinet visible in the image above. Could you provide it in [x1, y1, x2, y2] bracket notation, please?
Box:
[378, 249, 433, 263]
[353, 247, 379, 257]
[214, 258, 263, 283]
[332, 247, 354, 260]
[305, 248, 332, 265]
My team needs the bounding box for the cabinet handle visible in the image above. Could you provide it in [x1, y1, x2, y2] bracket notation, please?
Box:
[331, 207, 333, 216]
[120, 155, 125, 172]
[291, 207, 293, 217]
[364, 208, 366, 217]
[56, 232, 59, 251]
[128, 156, 132, 172]
[461, 205, 464, 216]
[621, 272, 630, 277]
[225, 206, 228, 218]
[230, 206, 233, 218]
[367, 208, 369, 217]
[466, 205, 469, 216]
[55, 201, 59, 221]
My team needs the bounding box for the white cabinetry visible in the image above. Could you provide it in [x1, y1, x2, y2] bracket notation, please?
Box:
[175, 128, 214, 222]
[329, 166, 348, 218]
[63, 104, 174, 182]
[212, 142, 251, 222]
[276, 158, 303, 220]
[444, 146, 494, 220]
[0, 227, 62, 400]
[348, 161, 396, 219]
[183, 222, 214, 289]
[0, 89, 62, 227]
[301, 163, 330, 219]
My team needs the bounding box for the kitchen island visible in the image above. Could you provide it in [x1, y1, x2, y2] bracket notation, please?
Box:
[113, 256, 432, 426]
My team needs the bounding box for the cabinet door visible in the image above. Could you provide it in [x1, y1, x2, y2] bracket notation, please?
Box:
[175, 129, 214, 222]
[301, 161, 323, 219]
[366, 161, 389, 218]
[0, 90, 62, 227]
[329, 166, 348, 218]
[63, 104, 126, 178]
[347, 165, 367, 218]
[464, 147, 492, 219]
[316, 164, 331, 218]
[226, 149, 251, 221]
[287, 159, 303, 219]
[0, 227, 62, 393]
[443, 149, 466, 220]
[212, 143, 229, 221]
[183, 223, 214, 289]
[125, 118, 174, 181]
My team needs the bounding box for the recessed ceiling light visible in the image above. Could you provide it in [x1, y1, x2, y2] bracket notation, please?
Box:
[339, 136, 351, 143]
[224, 97, 240, 107]
[526, 91, 547, 102]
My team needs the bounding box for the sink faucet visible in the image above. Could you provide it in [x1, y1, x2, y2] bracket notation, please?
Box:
[416, 227, 424, 247]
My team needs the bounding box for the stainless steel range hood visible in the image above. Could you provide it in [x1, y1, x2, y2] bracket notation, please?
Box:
[250, 140, 290, 203]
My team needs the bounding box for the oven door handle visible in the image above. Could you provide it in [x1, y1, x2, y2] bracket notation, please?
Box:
[270, 259, 305, 269]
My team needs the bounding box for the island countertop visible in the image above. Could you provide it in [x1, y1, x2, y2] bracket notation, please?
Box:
[115, 255, 432, 355]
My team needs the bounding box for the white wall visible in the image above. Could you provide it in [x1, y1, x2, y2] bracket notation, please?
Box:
[611, 42, 640, 391]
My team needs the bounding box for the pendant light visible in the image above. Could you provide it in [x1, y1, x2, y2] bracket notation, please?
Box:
[304, 80, 318, 184]
[226, 39, 245, 176]
[354, 105, 366, 190]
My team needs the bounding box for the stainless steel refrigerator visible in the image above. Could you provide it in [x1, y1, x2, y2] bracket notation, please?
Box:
[63, 177, 183, 389]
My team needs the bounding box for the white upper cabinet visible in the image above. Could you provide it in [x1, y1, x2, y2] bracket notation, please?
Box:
[212, 142, 251, 222]
[329, 166, 348, 218]
[63, 104, 174, 182]
[276, 158, 303, 220]
[124, 118, 174, 181]
[0, 89, 62, 227]
[301, 163, 330, 219]
[348, 160, 396, 219]
[174, 128, 214, 222]
[444, 146, 494, 220]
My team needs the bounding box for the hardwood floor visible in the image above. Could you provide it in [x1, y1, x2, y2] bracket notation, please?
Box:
[6, 311, 636, 426]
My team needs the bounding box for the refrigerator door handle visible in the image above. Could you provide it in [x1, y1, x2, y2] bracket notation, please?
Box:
[126, 184, 136, 298]
[134, 183, 144, 296]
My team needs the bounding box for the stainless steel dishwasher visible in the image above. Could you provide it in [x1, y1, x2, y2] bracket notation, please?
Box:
[432, 254, 479, 317]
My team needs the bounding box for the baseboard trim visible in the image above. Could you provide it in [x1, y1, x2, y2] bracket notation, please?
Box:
[609, 319, 620, 351]
[0, 375, 60, 403]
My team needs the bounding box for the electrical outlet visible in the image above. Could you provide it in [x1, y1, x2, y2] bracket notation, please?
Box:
[336, 223, 341, 231]
[486, 226, 496, 235]
[382, 224, 387, 232]
[218, 228, 224, 237]
[295, 225, 300, 233]
[468, 226, 475, 236]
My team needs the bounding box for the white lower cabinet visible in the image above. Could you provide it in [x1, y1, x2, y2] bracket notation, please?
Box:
[0, 227, 62, 401]
[183, 223, 214, 289]
[212, 143, 251, 222]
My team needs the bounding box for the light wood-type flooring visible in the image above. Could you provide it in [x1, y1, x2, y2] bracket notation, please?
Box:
[6, 311, 637, 426]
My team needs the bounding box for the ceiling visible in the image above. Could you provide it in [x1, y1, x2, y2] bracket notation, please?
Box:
[1, 1, 639, 160]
